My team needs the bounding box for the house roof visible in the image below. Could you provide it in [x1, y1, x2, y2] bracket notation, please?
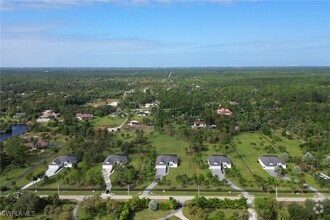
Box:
[50, 155, 78, 165]
[103, 154, 128, 165]
[76, 113, 93, 118]
[208, 155, 231, 166]
[156, 155, 178, 165]
[14, 113, 26, 118]
[37, 140, 49, 148]
[259, 155, 285, 166]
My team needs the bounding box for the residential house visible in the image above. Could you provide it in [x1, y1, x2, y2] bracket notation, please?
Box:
[128, 120, 140, 127]
[36, 140, 50, 149]
[207, 155, 232, 169]
[155, 155, 178, 169]
[13, 112, 26, 119]
[102, 154, 128, 171]
[216, 108, 233, 116]
[137, 110, 150, 117]
[108, 102, 119, 107]
[76, 113, 94, 120]
[111, 111, 125, 117]
[37, 110, 60, 122]
[48, 155, 78, 172]
[258, 155, 286, 170]
[107, 127, 120, 132]
[145, 103, 158, 108]
[191, 120, 207, 129]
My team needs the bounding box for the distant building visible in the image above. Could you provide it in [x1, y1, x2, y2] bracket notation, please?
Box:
[137, 110, 150, 117]
[216, 108, 233, 116]
[36, 140, 50, 149]
[145, 103, 158, 108]
[111, 111, 125, 117]
[48, 155, 78, 171]
[258, 155, 286, 170]
[76, 113, 94, 120]
[208, 155, 232, 169]
[102, 154, 128, 171]
[108, 102, 119, 107]
[37, 110, 60, 122]
[128, 120, 140, 126]
[13, 112, 26, 119]
[156, 155, 178, 168]
[191, 120, 206, 129]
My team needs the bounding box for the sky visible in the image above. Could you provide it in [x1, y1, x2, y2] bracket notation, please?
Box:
[1, 0, 330, 67]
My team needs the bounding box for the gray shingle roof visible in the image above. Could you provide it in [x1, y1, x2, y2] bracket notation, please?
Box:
[51, 155, 78, 165]
[208, 155, 231, 166]
[259, 155, 285, 166]
[156, 155, 178, 165]
[103, 154, 128, 165]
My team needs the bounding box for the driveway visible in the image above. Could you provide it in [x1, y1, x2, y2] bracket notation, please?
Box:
[141, 181, 158, 197]
[102, 168, 113, 191]
[155, 167, 167, 179]
[210, 168, 225, 180]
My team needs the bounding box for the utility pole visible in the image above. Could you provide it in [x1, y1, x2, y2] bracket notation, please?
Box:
[57, 184, 60, 197]
[128, 185, 130, 196]
[198, 185, 200, 197]
[276, 187, 278, 199]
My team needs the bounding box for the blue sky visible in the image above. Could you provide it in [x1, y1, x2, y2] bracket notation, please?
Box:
[1, 0, 330, 67]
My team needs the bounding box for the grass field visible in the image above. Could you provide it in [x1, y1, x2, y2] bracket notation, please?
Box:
[93, 115, 126, 127]
[130, 209, 173, 220]
[182, 207, 248, 220]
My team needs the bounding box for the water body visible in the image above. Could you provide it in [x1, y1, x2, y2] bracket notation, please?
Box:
[0, 124, 28, 142]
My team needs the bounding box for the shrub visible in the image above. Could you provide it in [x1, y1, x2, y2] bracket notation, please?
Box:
[148, 200, 158, 212]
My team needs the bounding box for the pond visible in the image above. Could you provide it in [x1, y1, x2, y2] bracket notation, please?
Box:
[0, 124, 28, 142]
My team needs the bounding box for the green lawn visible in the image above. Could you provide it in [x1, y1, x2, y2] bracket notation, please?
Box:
[130, 209, 173, 220]
[93, 115, 126, 127]
[182, 207, 248, 220]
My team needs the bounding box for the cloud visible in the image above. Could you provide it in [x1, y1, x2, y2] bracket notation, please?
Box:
[1, 0, 234, 11]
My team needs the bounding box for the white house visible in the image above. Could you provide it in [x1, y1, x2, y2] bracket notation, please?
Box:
[258, 155, 286, 170]
[128, 120, 140, 126]
[145, 103, 158, 108]
[155, 155, 178, 178]
[76, 113, 93, 120]
[191, 120, 207, 129]
[155, 155, 178, 169]
[37, 110, 60, 122]
[137, 110, 150, 117]
[102, 154, 128, 171]
[207, 155, 232, 169]
[48, 155, 78, 172]
[108, 102, 119, 107]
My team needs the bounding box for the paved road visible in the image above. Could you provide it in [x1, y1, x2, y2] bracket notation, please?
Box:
[141, 181, 158, 197]
[73, 202, 80, 220]
[55, 194, 328, 202]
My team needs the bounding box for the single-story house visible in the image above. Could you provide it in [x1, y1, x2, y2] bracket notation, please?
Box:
[145, 103, 158, 108]
[26, 142, 36, 149]
[191, 120, 207, 129]
[13, 112, 26, 118]
[37, 110, 60, 122]
[137, 110, 150, 117]
[36, 140, 50, 149]
[208, 155, 232, 169]
[107, 127, 120, 132]
[108, 102, 119, 107]
[216, 108, 233, 116]
[128, 120, 140, 126]
[48, 155, 78, 171]
[76, 113, 94, 120]
[102, 154, 128, 171]
[156, 155, 178, 169]
[111, 111, 125, 117]
[258, 155, 286, 170]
